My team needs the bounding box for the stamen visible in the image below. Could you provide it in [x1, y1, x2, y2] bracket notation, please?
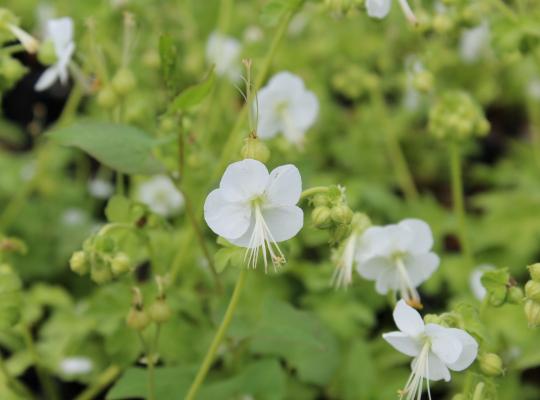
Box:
[395, 257, 422, 308]
[331, 233, 357, 288]
[400, 342, 431, 400]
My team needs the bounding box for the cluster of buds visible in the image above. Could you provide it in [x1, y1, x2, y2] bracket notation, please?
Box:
[480, 268, 524, 308]
[126, 277, 172, 331]
[96, 68, 137, 108]
[415, 1, 487, 35]
[70, 234, 132, 284]
[324, 0, 364, 18]
[428, 90, 490, 142]
[330, 64, 378, 101]
[524, 263, 540, 328]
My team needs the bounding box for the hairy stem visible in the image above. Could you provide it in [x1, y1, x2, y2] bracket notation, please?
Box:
[299, 186, 329, 201]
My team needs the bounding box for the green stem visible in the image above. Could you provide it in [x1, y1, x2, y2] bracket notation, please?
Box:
[185, 268, 248, 400]
[56, 80, 84, 127]
[73, 365, 121, 400]
[490, 0, 518, 20]
[217, 0, 235, 34]
[449, 142, 474, 267]
[23, 327, 59, 400]
[137, 332, 156, 400]
[299, 186, 329, 201]
[0, 354, 33, 398]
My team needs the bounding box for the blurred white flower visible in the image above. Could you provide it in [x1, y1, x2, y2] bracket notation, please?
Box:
[59, 357, 93, 375]
[205, 32, 241, 82]
[35, 3, 56, 37]
[204, 159, 303, 271]
[88, 178, 114, 199]
[366, 0, 417, 24]
[460, 23, 490, 63]
[255, 72, 319, 145]
[61, 208, 86, 226]
[35, 17, 75, 91]
[243, 25, 263, 43]
[527, 78, 540, 100]
[356, 219, 439, 307]
[469, 264, 495, 301]
[137, 175, 184, 217]
[383, 300, 478, 400]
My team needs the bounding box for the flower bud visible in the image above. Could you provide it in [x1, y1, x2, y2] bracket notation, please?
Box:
[70, 251, 89, 275]
[148, 299, 172, 324]
[432, 14, 453, 34]
[126, 308, 150, 331]
[312, 193, 329, 207]
[524, 299, 540, 328]
[111, 252, 131, 276]
[37, 39, 56, 65]
[479, 353, 504, 376]
[97, 86, 118, 109]
[412, 70, 433, 93]
[525, 280, 540, 302]
[1, 56, 26, 84]
[528, 263, 540, 282]
[330, 204, 353, 225]
[241, 137, 270, 163]
[507, 286, 524, 304]
[90, 262, 113, 284]
[423, 314, 442, 324]
[311, 206, 332, 229]
[111, 68, 136, 95]
[332, 224, 352, 243]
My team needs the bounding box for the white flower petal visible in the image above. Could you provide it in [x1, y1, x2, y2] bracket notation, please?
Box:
[219, 159, 269, 202]
[261, 205, 303, 242]
[469, 265, 494, 300]
[375, 267, 398, 294]
[48, 17, 74, 53]
[425, 324, 462, 365]
[366, 0, 392, 19]
[206, 32, 241, 80]
[393, 299, 425, 336]
[445, 328, 478, 371]
[382, 331, 422, 357]
[265, 164, 302, 206]
[356, 256, 392, 280]
[398, 218, 434, 254]
[204, 189, 251, 240]
[290, 90, 319, 130]
[35, 66, 60, 91]
[414, 353, 451, 381]
[402, 252, 439, 287]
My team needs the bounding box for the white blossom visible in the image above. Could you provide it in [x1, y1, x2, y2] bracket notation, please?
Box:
[460, 23, 490, 63]
[255, 72, 319, 145]
[204, 159, 303, 271]
[356, 219, 439, 307]
[205, 32, 241, 82]
[59, 357, 93, 375]
[383, 300, 478, 400]
[88, 178, 114, 199]
[61, 208, 86, 226]
[469, 264, 495, 301]
[35, 17, 75, 91]
[137, 175, 184, 217]
[366, 0, 417, 24]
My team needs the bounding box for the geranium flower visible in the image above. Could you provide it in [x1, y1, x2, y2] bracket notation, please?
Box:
[59, 356, 93, 376]
[204, 159, 303, 271]
[355, 219, 439, 307]
[255, 71, 319, 145]
[35, 17, 75, 91]
[383, 300, 478, 400]
[366, 0, 417, 24]
[137, 175, 184, 217]
[205, 32, 241, 82]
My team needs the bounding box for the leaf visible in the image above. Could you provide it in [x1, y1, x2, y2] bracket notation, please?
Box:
[48, 121, 164, 175]
[159, 34, 178, 89]
[250, 299, 340, 385]
[214, 246, 245, 273]
[170, 69, 215, 114]
[0, 264, 22, 330]
[105, 195, 132, 223]
[481, 268, 510, 307]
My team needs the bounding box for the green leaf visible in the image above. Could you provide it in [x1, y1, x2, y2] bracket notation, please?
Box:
[481, 268, 510, 307]
[170, 69, 215, 114]
[105, 195, 132, 223]
[159, 34, 178, 89]
[250, 299, 340, 385]
[214, 246, 245, 273]
[48, 121, 164, 175]
[0, 264, 22, 330]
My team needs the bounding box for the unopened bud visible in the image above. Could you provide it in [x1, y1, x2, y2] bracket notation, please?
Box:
[111, 252, 131, 275]
[525, 280, 540, 302]
[37, 39, 56, 65]
[70, 251, 89, 275]
[332, 224, 352, 243]
[241, 137, 270, 163]
[413, 70, 433, 93]
[112, 68, 136, 95]
[1, 57, 26, 83]
[91, 262, 113, 284]
[311, 206, 332, 229]
[126, 308, 150, 331]
[330, 204, 353, 225]
[97, 86, 118, 108]
[528, 263, 540, 282]
[312, 193, 329, 207]
[479, 353, 504, 376]
[524, 299, 540, 328]
[507, 286, 524, 304]
[148, 299, 172, 323]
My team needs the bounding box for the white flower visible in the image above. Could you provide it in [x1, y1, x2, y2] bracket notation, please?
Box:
[59, 356, 93, 375]
[35, 17, 75, 91]
[356, 219, 439, 307]
[366, 0, 417, 23]
[204, 159, 303, 271]
[137, 175, 184, 217]
[469, 264, 495, 301]
[460, 23, 490, 63]
[205, 32, 241, 82]
[255, 72, 319, 145]
[332, 231, 360, 289]
[61, 208, 86, 226]
[88, 178, 114, 199]
[528, 78, 540, 101]
[383, 300, 478, 400]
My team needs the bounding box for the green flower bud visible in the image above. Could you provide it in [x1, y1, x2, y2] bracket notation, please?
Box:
[126, 308, 150, 331]
[37, 39, 56, 65]
[94, 236, 115, 253]
[312, 193, 329, 207]
[70, 251, 89, 275]
[524, 299, 540, 328]
[479, 353, 504, 376]
[1, 56, 26, 84]
[241, 137, 270, 163]
[507, 286, 524, 304]
[351, 213, 371, 232]
[332, 224, 352, 243]
[148, 299, 172, 323]
[330, 204, 353, 225]
[423, 314, 442, 324]
[528, 263, 540, 282]
[111, 253, 131, 276]
[311, 206, 332, 229]
[413, 71, 434, 93]
[525, 280, 540, 302]
[111, 68, 136, 95]
[432, 14, 453, 34]
[90, 262, 113, 284]
[97, 86, 118, 109]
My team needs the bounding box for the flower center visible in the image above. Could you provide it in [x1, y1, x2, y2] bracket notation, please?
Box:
[399, 341, 432, 400]
[394, 256, 422, 309]
[244, 202, 286, 272]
